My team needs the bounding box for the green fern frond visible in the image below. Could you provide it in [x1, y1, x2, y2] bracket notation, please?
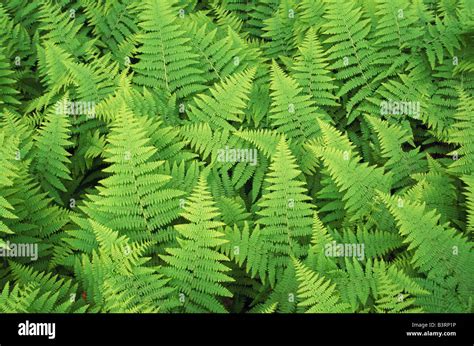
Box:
[405, 159, 460, 227]
[379, 192, 474, 310]
[374, 263, 423, 313]
[183, 16, 242, 84]
[79, 105, 185, 243]
[211, 3, 245, 35]
[0, 132, 19, 247]
[257, 138, 314, 286]
[269, 61, 331, 144]
[330, 258, 376, 311]
[292, 0, 326, 41]
[9, 261, 87, 312]
[75, 220, 178, 313]
[463, 175, 474, 233]
[323, 0, 382, 119]
[160, 175, 234, 313]
[81, 0, 138, 65]
[261, 0, 298, 59]
[365, 115, 427, 188]
[234, 128, 283, 158]
[187, 68, 256, 130]
[294, 258, 350, 313]
[246, 0, 279, 38]
[4, 165, 70, 267]
[31, 101, 73, 203]
[0, 47, 20, 108]
[133, 0, 205, 98]
[0, 3, 32, 62]
[38, 0, 96, 58]
[449, 89, 474, 175]
[0, 282, 40, 313]
[340, 226, 403, 259]
[291, 27, 338, 108]
[308, 145, 391, 222]
[372, 0, 422, 76]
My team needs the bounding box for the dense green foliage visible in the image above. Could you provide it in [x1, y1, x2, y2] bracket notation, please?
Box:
[0, 0, 473, 313]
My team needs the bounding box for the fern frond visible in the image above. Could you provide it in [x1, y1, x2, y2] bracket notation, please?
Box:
[133, 0, 205, 98]
[365, 115, 427, 188]
[462, 175, 474, 233]
[183, 17, 243, 85]
[0, 132, 19, 247]
[257, 138, 314, 286]
[323, 0, 382, 120]
[380, 192, 474, 310]
[0, 47, 20, 108]
[38, 0, 96, 58]
[294, 258, 350, 313]
[79, 105, 185, 243]
[291, 27, 338, 108]
[449, 89, 474, 175]
[81, 0, 138, 65]
[187, 68, 256, 130]
[374, 263, 423, 313]
[340, 226, 403, 259]
[75, 220, 178, 313]
[0, 282, 40, 313]
[269, 61, 331, 144]
[405, 159, 459, 227]
[308, 145, 391, 222]
[9, 261, 87, 312]
[31, 100, 73, 203]
[261, 0, 298, 59]
[160, 175, 234, 313]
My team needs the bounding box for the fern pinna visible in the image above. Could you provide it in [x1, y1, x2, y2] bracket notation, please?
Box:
[0, 0, 472, 314]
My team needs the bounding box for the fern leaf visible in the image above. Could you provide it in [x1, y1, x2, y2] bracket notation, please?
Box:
[294, 258, 350, 313]
[257, 138, 314, 286]
[160, 175, 234, 313]
[31, 101, 73, 203]
[133, 0, 205, 98]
